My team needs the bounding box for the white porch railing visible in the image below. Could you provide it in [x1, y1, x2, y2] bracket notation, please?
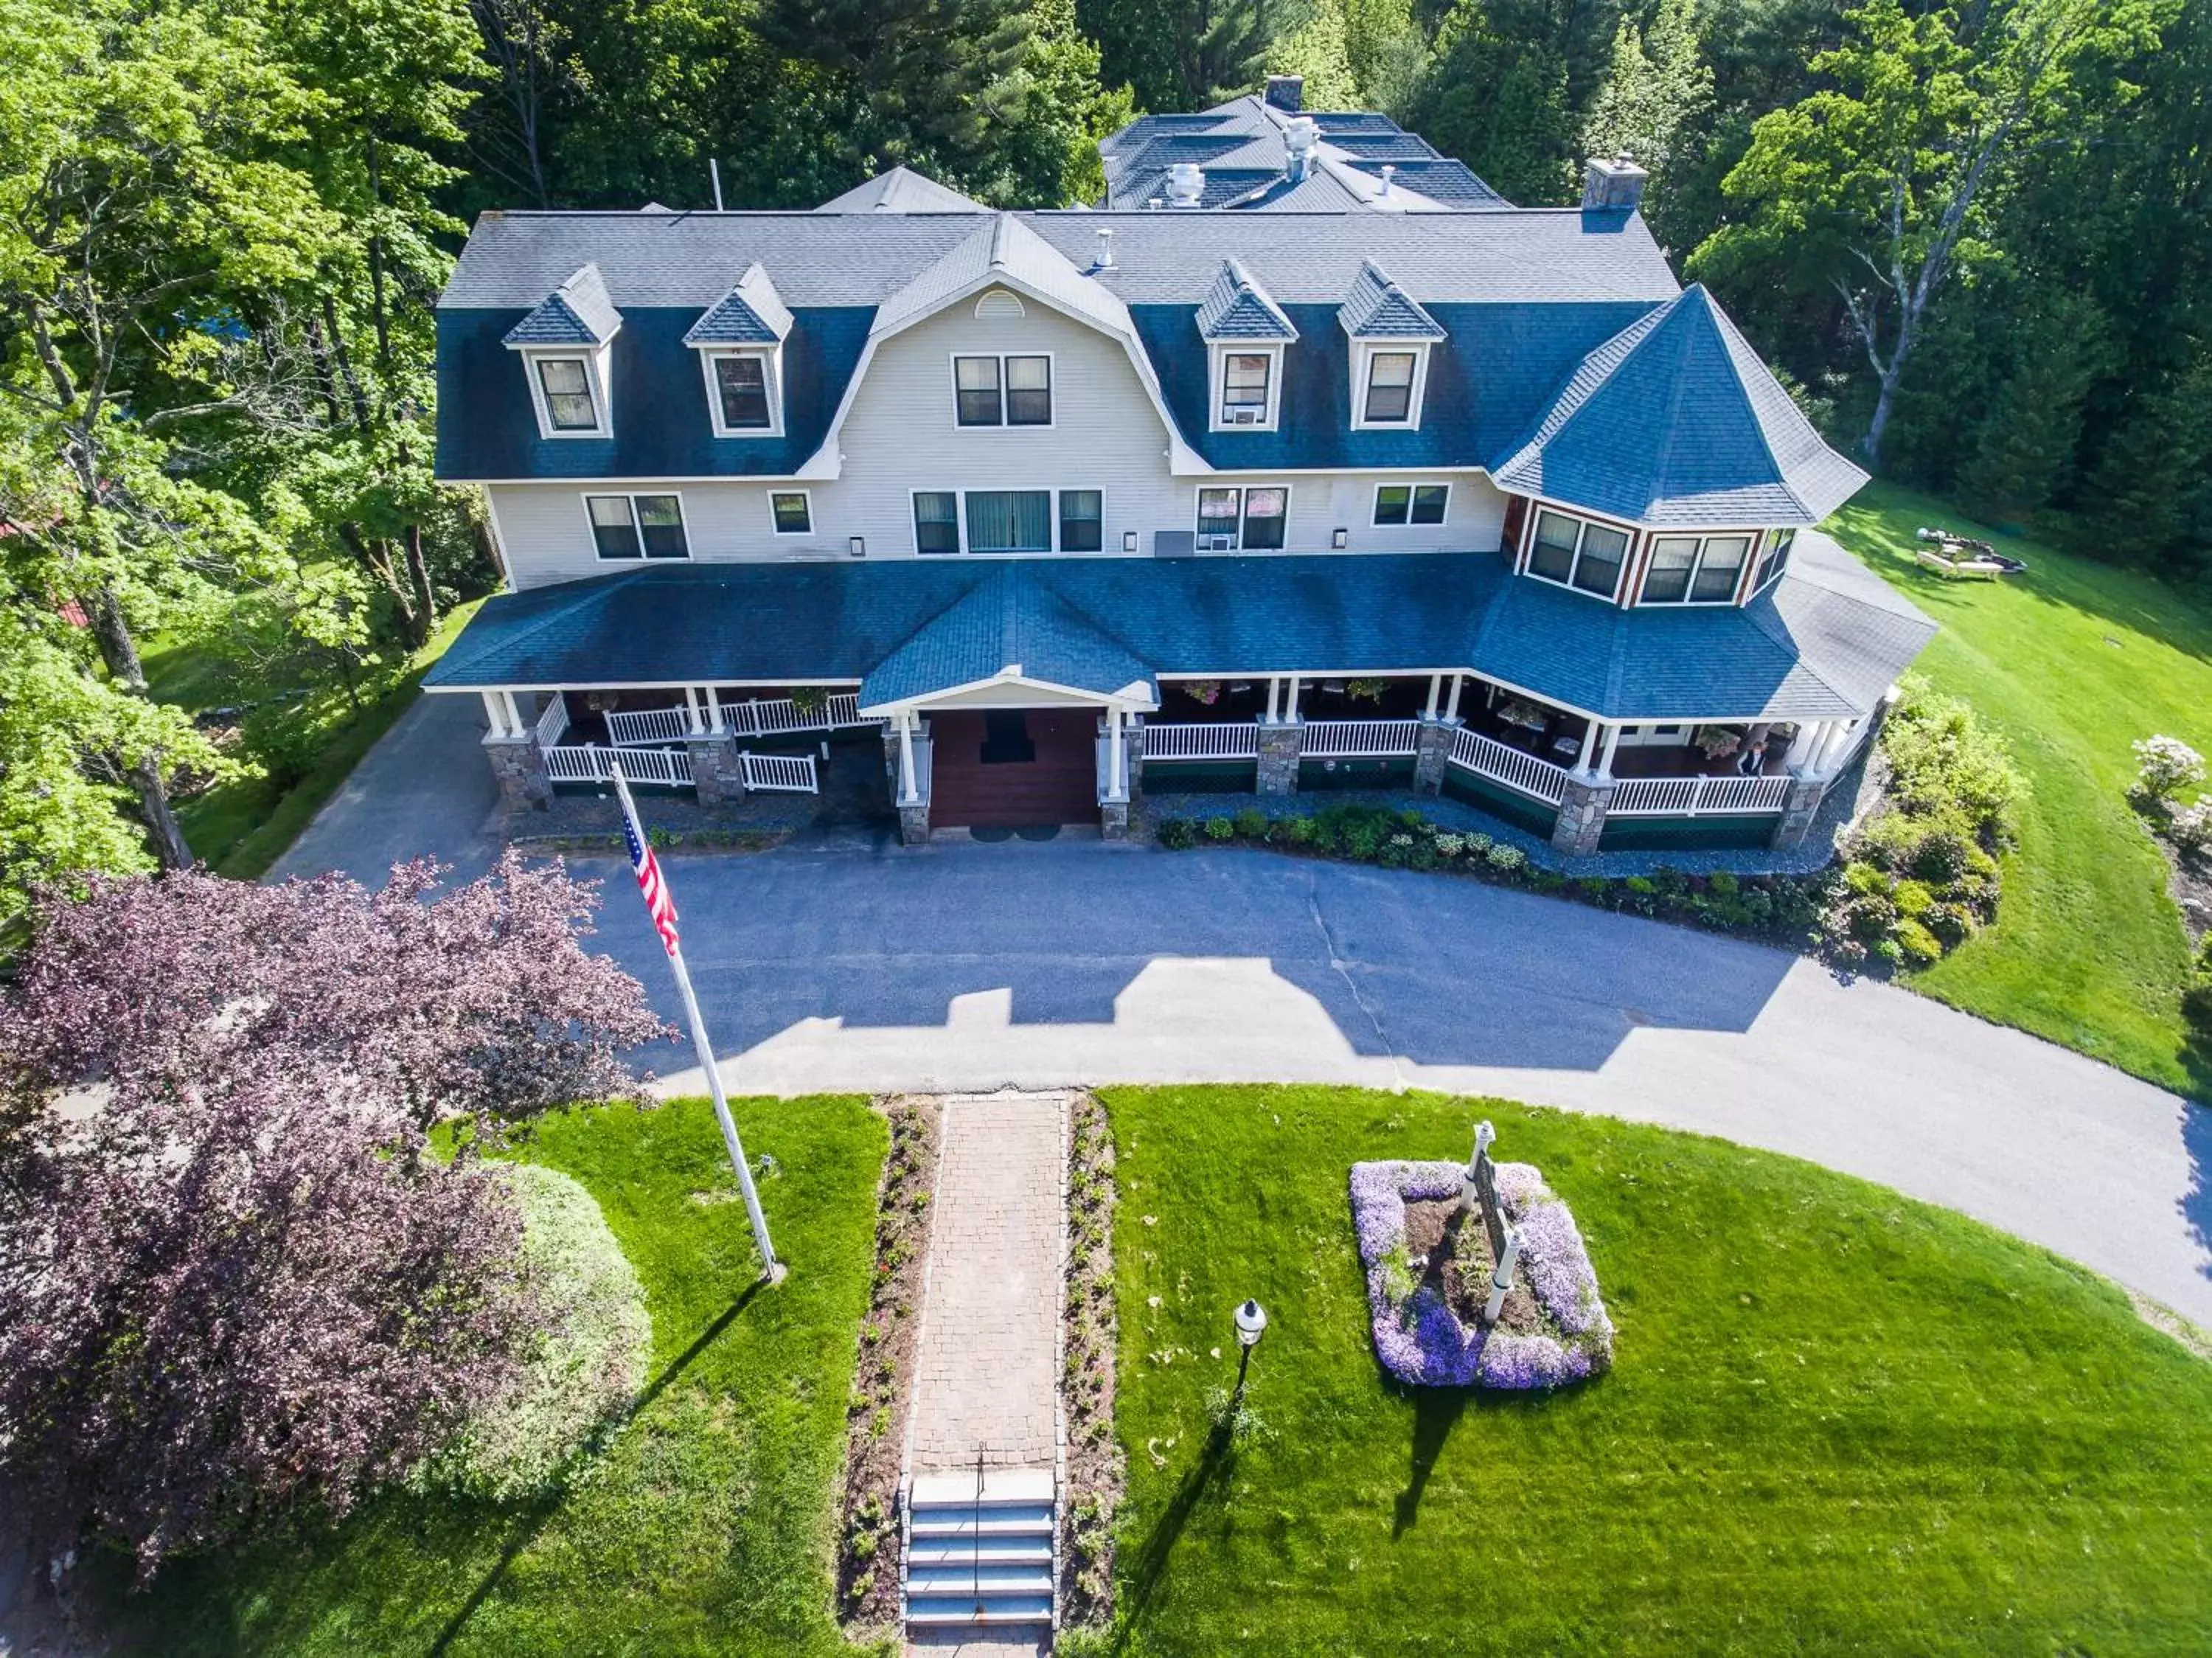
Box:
[603, 705, 696, 746]
[725, 691, 869, 738]
[1610, 773, 1794, 816]
[544, 743, 695, 788]
[1447, 726, 1572, 805]
[534, 692, 570, 747]
[1142, 721, 1261, 760]
[1304, 719, 1422, 759]
[604, 692, 874, 748]
[739, 750, 818, 794]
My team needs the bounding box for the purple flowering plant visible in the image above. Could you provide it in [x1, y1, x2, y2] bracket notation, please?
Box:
[1348, 1159, 1613, 1390]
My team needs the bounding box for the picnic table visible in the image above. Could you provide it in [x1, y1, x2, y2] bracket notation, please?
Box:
[1914, 527, 2028, 580]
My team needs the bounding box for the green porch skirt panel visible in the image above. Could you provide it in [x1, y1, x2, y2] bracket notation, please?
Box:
[1599, 813, 1784, 852]
[1439, 766, 1562, 838]
[1142, 759, 1259, 794]
[1298, 756, 1417, 791]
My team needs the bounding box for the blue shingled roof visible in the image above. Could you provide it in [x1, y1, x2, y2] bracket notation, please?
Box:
[501, 265, 620, 347]
[1340, 159, 1512, 209]
[1493, 285, 1871, 527]
[427, 541, 1931, 722]
[1338, 261, 1446, 339]
[681, 265, 791, 344]
[439, 305, 870, 479]
[1196, 259, 1298, 341]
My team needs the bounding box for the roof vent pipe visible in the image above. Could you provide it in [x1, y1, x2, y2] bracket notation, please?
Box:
[1096, 226, 1115, 270]
[1379, 164, 1396, 198]
[1284, 117, 1318, 183]
[1166, 162, 1205, 208]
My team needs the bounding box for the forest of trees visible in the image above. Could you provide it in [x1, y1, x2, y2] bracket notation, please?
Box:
[1, 0, 2206, 916]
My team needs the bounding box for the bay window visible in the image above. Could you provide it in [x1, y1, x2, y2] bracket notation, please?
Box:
[1753, 528, 1796, 592]
[586, 493, 688, 560]
[1527, 508, 1629, 599]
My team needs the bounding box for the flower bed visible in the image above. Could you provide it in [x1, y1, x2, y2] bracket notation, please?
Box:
[1349, 1159, 1613, 1390]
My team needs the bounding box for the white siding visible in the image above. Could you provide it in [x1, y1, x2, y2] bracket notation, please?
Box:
[490, 285, 1509, 591]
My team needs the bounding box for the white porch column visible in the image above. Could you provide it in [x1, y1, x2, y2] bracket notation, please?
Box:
[1265, 676, 1281, 723]
[706, 685, 723, 732]
[1596, 721, 1623, 779]
[897, 712, 919, 804]
[1818, 718, 1860, 776]
[1425, 674, 1442, 719]
[1792, 721, 1830, 777]
[1579, 715, 1601, 774]
[1444, 673, 1464, 723]
[482, 690, 512, 738]
[501, 690, 526, 735]
[1286, 675, 1301, 718]
[1108, 706, 1126, 797]
[684, 686, 704, 735]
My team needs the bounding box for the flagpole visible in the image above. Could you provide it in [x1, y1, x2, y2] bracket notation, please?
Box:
[610, 762, 785, 1284]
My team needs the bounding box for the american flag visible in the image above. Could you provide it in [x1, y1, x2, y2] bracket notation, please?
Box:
[620, 800, 681, 957]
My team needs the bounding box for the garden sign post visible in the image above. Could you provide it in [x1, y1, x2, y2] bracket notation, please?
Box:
[610, 761, 785, 1285]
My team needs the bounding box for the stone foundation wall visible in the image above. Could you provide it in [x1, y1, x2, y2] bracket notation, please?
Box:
[685, 735, 747, 806]
[484, 735, 551, 810]
[1256, 720, 1303, 796]
[1548, 775, 1614, 855]
[1413, 718, 1457, 795]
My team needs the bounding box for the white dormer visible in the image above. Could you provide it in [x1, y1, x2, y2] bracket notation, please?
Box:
[1338, 260, 1445, 431]
[684, 263, 794, 438]
[502, 265, 620, 440]
[1197, 258, 1298, 434]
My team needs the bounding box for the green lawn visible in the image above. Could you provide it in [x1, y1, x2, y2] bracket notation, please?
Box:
[1101, 1084, 2212, 1655]
[1824, 485, 2212, 1097]
[113, 1095, 887, 1658]
[145, 599, 484, 878]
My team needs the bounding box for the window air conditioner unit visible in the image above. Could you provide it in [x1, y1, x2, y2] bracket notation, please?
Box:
[1226, 407, 1264, 426]
[1198, 533, 1238, 552]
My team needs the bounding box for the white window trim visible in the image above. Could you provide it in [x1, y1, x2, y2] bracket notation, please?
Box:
[698, 345, 785, 439]
[949, 351, 1057, 431]
[768, 489, 813, 536]
[1349, 341, 1431, 431]
[1523, 505, 1632, 603]
[580, 490, 690, 561]
[1635, 530, 1760, 608]
[1209, 343, 1284, 432]
[1193, 482, 1293, 552]
[524, 345, 613, 440]
[909, 485, 1106, 556]
[1751, 527, 1797, 594]
[1370, 481, 1452, 528]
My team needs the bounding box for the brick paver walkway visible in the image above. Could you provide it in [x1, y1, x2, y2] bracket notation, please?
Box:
[907, 1091, 1068, 1472]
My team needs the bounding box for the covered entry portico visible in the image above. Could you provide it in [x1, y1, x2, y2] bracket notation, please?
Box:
[863, 668, 1155, 842]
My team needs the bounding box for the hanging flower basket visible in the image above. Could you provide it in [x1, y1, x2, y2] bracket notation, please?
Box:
[1346, 679, 1388, 703]
[1186, 679, 1222, 707]
[1694, 724, 1742, 761]
[790, 685, 830, 717]
[1348, 1159, 1613, 1390]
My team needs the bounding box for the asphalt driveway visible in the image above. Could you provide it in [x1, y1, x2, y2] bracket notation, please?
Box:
[274, 694, 2211, 1325]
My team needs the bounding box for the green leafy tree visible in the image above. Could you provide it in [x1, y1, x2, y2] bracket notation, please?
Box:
[1582, 0, 1711, 189]
[978, 0, 1138, 204]
[1407, 1, 1581, 203]
[1689, 0, 2163, 466]
[1271, 0, 1361, 111]
[1081, 0, 1279, 112]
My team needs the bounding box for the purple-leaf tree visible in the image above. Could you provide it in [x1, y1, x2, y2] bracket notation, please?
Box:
[0, 856, 675, 1581]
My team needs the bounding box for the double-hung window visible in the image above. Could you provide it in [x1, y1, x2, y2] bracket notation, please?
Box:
[586, 493, 688, 560]
[1752, 528, 1795, 592]
[1363, 352, 1418, 423]
[1527, 508, 1629, 599]
[964, 490, 1053, 553]
[1373, 483, 1449, 527]
[1196, 486, 1288, 551]
[1220, 353, 1273, 425]
[914, 492, 959, 554]
[536, 357, 600, 431]
[1640, 533, 1752, 604]
[712, 353, 773, 430]
[1059, 490, 1103, 552]
[954, 355, 1051, 426]
[770, 492, 812, 535]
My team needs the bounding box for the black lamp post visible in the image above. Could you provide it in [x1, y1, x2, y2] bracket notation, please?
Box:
[1231, 1297, 1269, 1406]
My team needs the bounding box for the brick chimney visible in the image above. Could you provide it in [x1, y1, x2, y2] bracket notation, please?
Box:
[1264, 74, 1304, 113]
[1582, 153, 1650, 213]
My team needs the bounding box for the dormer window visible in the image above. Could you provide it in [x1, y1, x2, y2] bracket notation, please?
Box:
[684, 262, 793, 440]
[1197, 258, 1296, 434]
[1220, 351, 1276, 426]
[1363, 351, 1418, 423]
[504, 264, 622, 441]
[536, 358, 600, 430]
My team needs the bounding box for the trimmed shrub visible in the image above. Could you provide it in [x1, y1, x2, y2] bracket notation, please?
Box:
[1157, 817, 1197, 850]
[417, 1164, 652, 1503]
[1893, 918, 1943, 966]
[2132, 735, 2205, 802]
[2170, 797, 2212, 859]
[1203, 816, 1234, 841]
[1909, 828, 1975, 885]
[1233, 808, 1267, 840]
